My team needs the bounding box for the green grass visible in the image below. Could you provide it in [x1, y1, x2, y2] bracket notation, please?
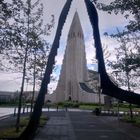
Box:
[79, 105, 98, 110]
[0, 115, 48, 138]
[111, 107, 130, 112]
[0, 117, 27, 138]
[40, 115, 49, 127]
[0, 127, 25, 138]
[121, 116, 140, 127]
[134, 117, 140, 127]
[47, 102, 140, 112]
[110, 106, 140, 112]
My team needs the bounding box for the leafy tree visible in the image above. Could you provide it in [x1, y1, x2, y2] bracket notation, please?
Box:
[19, 0, 72, 139]
[94, 0, 140, 88]
[125, 34, 140, 75]
[0, 0, 54, 132]
[0, 0, 12, 29]
[0, 0, 27, 132]
[27, 39, 50, 113]
[95, 0, 140, 33]
[108, 30, 139, 91]
[107, 30, 140, 119]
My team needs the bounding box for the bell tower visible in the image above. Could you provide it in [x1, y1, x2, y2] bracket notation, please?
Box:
[54, 11, 88, 102]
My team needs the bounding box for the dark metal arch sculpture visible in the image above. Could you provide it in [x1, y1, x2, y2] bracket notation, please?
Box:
[19, 0, 73, 139]
[79, 82, 96, 93]
[20, 0, 140, 139]
[84, 0, 140, 105]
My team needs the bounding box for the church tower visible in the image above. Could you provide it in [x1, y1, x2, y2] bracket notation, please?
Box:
[54, 11, 89, 102]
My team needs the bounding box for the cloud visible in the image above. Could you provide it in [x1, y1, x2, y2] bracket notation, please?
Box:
[42, 0, 128, 67]
[85, 37, 95, 64]
[0, 72, 22, 81]
[0, 80, 20, 92]
[0, 72, 35, 91]
[48, 81, 57, 93]
[0, 0, 134, 91]
[0, 72, 22, 91]
[98, 11, 128, 33]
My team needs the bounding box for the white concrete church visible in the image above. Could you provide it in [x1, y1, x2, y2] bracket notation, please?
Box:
[46, 12, 105, 103]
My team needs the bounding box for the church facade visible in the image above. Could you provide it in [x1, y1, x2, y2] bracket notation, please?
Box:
[46, 12, 105, 103]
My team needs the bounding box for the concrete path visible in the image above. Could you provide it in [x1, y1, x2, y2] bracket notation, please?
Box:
[0, 107, 15, 117]
[34, 111, 140, 140]
[69, 112, 139, 140]
[35, 111, 76, 140]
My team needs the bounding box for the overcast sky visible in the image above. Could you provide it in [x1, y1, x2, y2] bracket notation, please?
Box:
[0, 0, 130, 92]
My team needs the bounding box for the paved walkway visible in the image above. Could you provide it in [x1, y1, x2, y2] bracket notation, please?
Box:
[34, 111, 140, 140]
[35, 111, 76, 140]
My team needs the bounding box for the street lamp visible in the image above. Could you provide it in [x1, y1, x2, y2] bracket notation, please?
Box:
[112, 70, 121, 120]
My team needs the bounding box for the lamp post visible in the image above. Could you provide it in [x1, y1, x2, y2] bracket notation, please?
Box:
[83, 71, 101, 114]
[112, 70, 121, 120]
[97, 73, 101, 110]
[128, 88, 133, 120]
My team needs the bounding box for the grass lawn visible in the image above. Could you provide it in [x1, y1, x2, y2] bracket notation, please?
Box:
[121, 116, 140, 127]
[79, 105, 99, 110]
[79, 104, 140, 113]
[0, 115, 48, 138]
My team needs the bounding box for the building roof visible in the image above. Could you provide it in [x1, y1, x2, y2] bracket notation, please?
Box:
[68, 11, 84, 36]
[0, 91, 17, 96]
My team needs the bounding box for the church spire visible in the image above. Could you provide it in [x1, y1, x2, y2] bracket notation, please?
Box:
[68, 11, 84, 39]
[48, 9, 89, 103]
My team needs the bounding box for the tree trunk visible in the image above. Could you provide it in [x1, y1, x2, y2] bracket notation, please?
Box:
[30, 51, 36, 114]
[19, 0, 73, 139]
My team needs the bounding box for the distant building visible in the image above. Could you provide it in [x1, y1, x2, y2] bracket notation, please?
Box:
[45, 12, 105, 104]
[0, 90, 39, 103]
[0, 91, 18, 102]
[23, 91, 38, 102]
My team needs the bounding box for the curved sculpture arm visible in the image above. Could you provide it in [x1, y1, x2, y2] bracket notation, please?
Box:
[79, 82, 96, 93]
[84, 0, 140, 105]
[20, 1, 73, 139]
